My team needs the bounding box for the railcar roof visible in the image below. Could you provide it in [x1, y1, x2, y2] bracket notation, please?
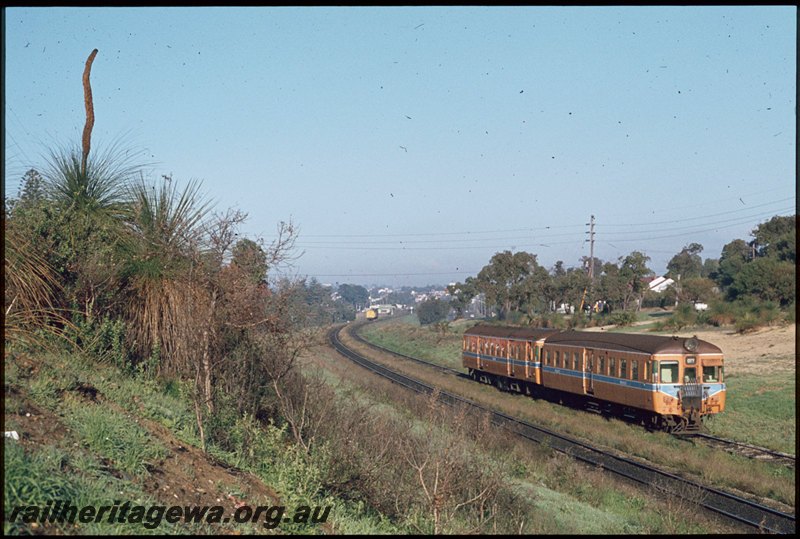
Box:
[463, 324, 561, 341]
[544, 330, 722, 355]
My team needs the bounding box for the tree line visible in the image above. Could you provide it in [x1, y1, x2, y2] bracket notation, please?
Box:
[444, 214, 795, 326]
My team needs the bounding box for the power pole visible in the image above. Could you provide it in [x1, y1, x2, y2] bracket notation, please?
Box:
[585, 215, 595, 278]
[585, 215, 595, 319]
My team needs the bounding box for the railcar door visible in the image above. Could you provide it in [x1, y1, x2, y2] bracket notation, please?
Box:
[584, 349, 595, 394]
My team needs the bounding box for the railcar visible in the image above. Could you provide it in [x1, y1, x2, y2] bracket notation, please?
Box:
[365, 308, 379, 321]
[462, 324, 725, 432]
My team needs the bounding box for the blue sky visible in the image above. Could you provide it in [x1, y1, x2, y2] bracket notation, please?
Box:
[3, 6, 796, 288]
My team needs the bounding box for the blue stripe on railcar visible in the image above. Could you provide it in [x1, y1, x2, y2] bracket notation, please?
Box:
[465, 351, 725, 398]
[463, 350, 538, 369]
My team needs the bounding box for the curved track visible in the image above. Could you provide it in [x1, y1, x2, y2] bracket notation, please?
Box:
[330, 323, 795, 534]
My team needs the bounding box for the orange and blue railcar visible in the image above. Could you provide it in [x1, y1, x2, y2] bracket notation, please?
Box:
[462, 324, 725, 432]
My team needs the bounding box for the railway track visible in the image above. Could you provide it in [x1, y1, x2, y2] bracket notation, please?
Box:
[330, 323, 795, 534]
[680, 432, 796, 469]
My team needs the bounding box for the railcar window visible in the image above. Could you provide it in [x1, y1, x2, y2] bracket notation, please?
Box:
[599, 355, 605, 374]
[573, 352, 579, 370]
[555, 351, 560, 367]
[632, 360, 639, 380]
[535, 346, 540, 362]
[684, 367, 697, 383]
[609, 357, 616, 377]
[703, 366, 720, 382]
[651, 361, 658, 383]
[660, 361, 678, 384]
[620, 358, 627, 379]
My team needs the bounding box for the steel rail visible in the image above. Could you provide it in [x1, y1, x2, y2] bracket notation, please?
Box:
[683, 432, 796, 468]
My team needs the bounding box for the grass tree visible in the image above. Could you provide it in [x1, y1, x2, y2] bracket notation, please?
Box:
[119, 176, 211, 375]
[40, 142, 148, 322]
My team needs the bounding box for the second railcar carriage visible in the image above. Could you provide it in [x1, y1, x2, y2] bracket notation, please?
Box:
[462, 324, 726, 432]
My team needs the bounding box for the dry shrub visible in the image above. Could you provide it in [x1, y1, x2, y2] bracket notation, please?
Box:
[4, 228, 75, 354]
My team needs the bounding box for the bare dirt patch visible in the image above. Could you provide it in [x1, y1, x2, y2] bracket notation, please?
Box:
[4, 381, 282, 533]
[687, 324, 795, 376]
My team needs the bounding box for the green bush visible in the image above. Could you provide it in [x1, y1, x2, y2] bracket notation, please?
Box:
[610, 311, 637, 327]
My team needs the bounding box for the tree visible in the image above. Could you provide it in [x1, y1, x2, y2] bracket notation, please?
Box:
[597, 252, 651, 312]
[231, 238, 267, 284]
[119, 177, 212, 375]
[751, 215, 796, 262]
[18, 169, 45, 206]
[701, 258, 719, 279]
[553, 268, 591, 313]
[446, 277, 478, 318]
[416, 297, 450, 325]
[666, 243, 704, 280]
[597, 262, 625, 312]
[678, 277, 718, 304]
[338, 283, 370, 310]
[619, 251, 652, 311]
[517, 263, 553, 316]
[475, 251, 542, 319]
[715, 239, 750, 288]
[727, 257, 795, 306]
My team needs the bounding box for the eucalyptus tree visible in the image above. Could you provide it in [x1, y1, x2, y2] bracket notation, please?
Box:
[666, 243, 704, 280]
[475, 250, 543, 319]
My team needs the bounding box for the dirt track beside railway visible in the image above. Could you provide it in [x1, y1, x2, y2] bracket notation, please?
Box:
[587, 322, 796, 376]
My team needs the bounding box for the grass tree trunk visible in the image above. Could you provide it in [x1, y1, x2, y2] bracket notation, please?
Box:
[81, 49, 98, 175]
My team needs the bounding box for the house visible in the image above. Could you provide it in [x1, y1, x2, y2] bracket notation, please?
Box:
[646, 276, 675, 293]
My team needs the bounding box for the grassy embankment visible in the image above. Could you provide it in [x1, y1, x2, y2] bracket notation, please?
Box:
[3, 348, 404, 535]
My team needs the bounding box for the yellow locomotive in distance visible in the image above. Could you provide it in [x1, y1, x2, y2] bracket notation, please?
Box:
[462, 324, 725, 433]
[365, 308, 378, 321]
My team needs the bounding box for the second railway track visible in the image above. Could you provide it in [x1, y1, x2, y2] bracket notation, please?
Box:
[330, 322, 795, 534]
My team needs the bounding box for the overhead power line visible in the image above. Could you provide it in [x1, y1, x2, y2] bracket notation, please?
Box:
[294, 204, 794, 251]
